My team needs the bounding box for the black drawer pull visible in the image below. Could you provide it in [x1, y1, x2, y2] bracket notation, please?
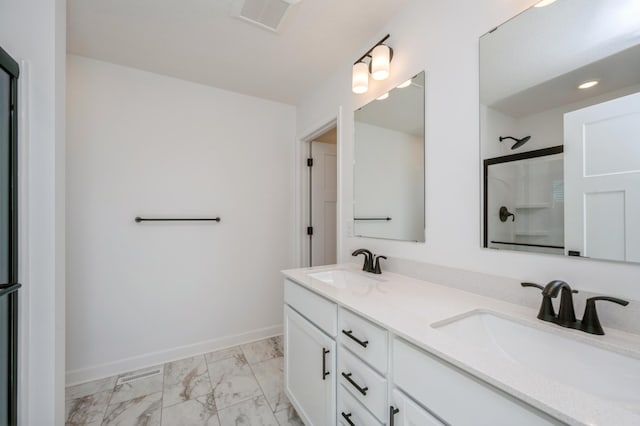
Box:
[341, 412, 355, 426]
[342, 330, 369, 348]
[341, 372, 368, 396]
[322, 348, 330, 380]
[390, 406, 400, 426]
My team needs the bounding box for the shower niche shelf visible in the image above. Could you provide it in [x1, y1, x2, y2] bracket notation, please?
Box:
[515, 230, 549, 237]
[515, 203, 551, 209]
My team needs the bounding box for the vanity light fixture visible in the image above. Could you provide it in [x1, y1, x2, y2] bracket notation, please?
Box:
[351, 34, 394, 94]
[371, 44, 391, 80]
[534, 0, 557, 7]
[578, 80, 599, 89]
[352, 62, 369, 94]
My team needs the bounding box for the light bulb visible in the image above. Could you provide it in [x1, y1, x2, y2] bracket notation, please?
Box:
[397, 79, 412, 89]
[578, 80, 599, 89]
[352, 62, 369, 94]
[376, 92, 389, 100]
[371, 45, 391, 81]
[534, 0, 557, 7]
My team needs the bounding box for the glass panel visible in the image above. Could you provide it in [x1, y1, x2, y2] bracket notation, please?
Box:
[0, 296, 8, 423]
[0, 68, 10, 425]
[0, 70, 9, 284]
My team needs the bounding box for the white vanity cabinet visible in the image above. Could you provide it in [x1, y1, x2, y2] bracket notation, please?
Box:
[284, 277, 565, 426]
[284, 280, 338, 426]
[392, 338, 563, 426]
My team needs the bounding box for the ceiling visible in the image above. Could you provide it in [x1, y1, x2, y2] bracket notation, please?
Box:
[480, 0, 640, 114]
[67, 0, 412, 105]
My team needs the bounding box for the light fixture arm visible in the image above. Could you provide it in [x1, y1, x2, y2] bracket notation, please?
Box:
[354, 34, 392, 65]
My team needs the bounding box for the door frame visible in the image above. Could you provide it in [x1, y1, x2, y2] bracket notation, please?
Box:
[295, 108, 343, 267]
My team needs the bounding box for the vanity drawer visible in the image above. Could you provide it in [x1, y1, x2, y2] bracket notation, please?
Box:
[285, 279, 337, 337]
[338, 384, 383, 426]
[392, 338, 562, 426]
[338, 346, 387, 422]
[338, 307, 388, 374]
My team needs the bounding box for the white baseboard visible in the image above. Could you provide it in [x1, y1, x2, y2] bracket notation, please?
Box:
[66, 324, 283, 386]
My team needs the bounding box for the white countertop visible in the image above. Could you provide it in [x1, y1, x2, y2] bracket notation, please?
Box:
[282, 263, 640, 426]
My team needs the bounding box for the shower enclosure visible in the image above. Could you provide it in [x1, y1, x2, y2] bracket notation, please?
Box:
[0, 44, 20, 426]
[484, 146, 564, 255]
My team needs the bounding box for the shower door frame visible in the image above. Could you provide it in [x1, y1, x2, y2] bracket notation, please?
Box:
[0, 44, 20, 426]
[483, 145, 563, 249]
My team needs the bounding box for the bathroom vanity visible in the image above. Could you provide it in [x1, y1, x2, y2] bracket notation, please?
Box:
[282, 265, 640, 426]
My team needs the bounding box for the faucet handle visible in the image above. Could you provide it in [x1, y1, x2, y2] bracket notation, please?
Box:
[581, 296, 629, 335]
[521, 282, 556, 321]
[521, 282, 544, 291]
[373, 255, 387, 274]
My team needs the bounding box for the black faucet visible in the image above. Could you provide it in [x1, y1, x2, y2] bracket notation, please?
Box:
[373, 255, 387, 274]
[352, 249, 374, 273]
[521, 281, 629, 335]
[542, 280, 577, 325]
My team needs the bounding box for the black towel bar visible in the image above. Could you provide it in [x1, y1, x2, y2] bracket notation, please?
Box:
[135, 217, 220, 223]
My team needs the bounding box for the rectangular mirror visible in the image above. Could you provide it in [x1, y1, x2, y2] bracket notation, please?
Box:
[480, 0, 640, 263]
[354, 71, 425, 242]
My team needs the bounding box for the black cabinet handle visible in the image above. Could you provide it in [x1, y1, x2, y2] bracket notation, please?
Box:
[341, 412, 355, 426]
[390, 406, 400, 426]
[342, 330, 369, 348]
[341, 372, 368, 396]
[322, 348, 330, 380]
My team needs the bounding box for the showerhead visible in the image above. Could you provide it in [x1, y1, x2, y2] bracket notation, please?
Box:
[499, 135, 531, 150]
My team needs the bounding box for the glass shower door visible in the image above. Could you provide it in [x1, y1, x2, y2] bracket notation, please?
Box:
[0, 46, 19, 426]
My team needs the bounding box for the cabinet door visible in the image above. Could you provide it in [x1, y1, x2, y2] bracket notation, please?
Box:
[390, 389, 444, 426]
[285, 305, 336, 426]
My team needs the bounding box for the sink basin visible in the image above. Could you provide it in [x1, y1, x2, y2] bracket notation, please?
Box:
[306, 269, 382, 289]
[432, 310, 640, 412]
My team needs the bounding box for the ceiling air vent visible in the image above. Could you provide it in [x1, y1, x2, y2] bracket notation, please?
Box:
[232, 0, 301, 33]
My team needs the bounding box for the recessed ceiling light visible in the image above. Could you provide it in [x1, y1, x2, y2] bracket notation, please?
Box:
[578, 80, 599, 90]
[534, 0, 557, 7]
[397, 79, 412, 89]
[376, 92, 389, 100]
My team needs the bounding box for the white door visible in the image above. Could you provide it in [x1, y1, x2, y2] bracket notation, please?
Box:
[390, 389, 444, 426]
[564, 92, 640, 262]
[284, 306, 336, 426]
[311, 141, 337, 266]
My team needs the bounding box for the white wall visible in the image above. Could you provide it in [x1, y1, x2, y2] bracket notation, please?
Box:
[0, 0, 66, 424]
[66, 55, 296, 383]
[296, 0, 640, 302]
[483, 84, 640, 159]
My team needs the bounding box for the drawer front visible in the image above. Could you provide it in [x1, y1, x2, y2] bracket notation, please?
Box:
[338, 384, 383, 426]
[284, 279, 337, 337]
[392, 338, 563, 426]
[338, 346, 387, 422]
[391, 388, 444, 426]
[338, 308, 388, 374]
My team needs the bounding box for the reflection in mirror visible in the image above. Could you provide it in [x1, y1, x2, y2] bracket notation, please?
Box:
[484, 147, 564, 255]
[354, 71, 425, 242]
[480, 0, 640, 263]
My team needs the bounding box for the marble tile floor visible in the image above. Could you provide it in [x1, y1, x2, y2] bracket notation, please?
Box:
[65, 335, 304, 426]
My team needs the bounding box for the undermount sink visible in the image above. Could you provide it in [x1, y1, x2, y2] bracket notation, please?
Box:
[432, 310, 640, 413]
[306, 269, 383, 289]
